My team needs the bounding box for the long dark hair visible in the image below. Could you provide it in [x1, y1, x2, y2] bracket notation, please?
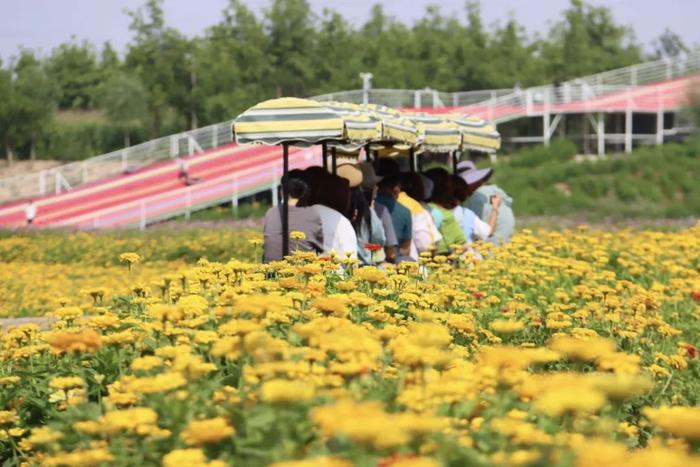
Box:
[425, 168, 456, 209]
[349, 186, 373, 235]
[317, 174, 351, 216]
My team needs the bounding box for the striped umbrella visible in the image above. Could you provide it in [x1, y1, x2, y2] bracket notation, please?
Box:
[233, 97, 346, 146]
[401, 112, 462, 153]
[444, 113, 502, 153]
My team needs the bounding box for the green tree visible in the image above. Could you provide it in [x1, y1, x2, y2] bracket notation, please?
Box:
[264, 0, 315, 96]
[541, 0, 642, 81]
[96, 72, 148, 147]
[2, 52, 57, 162]
[196, 0, 272, 124]
[125, 0, 191, 136]
[45, 38, 100, 109]
[309, 9, 363, 95]
[652, 28, 689, 59]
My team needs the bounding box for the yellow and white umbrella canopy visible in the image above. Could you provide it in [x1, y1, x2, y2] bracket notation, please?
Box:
[401, 112, 462, 153]
[361, 104, 424, 146]
[444, 113, 501, 153]
[233, 97, 382, 146]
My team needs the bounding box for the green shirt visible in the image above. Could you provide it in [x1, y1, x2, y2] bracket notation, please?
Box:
[429, 204, 466, 253]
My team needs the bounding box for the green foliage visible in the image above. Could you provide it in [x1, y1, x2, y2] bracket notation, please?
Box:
[45, 39, 101, 109]
[490, 140, 700, 219]
[95, 72, 149, 147]
[0, 0, 657, 161]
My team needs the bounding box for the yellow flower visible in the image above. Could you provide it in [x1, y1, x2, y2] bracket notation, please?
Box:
[534, 387, 606, 417]
[131, 356, 164, 371]
[0, 410, 18, 425]
[162, 448, 226, 467]
[490, 319, 525, 334]
[261, 379, 315, 403]
[43, 448, 114, 466]
[48, 376, 85, 390]
[181, 417, 235, 446]
[289, 231, 307, 241]
[44, 329, 102, 354]
[643, 406, 700, 441]
[119, 252, 142, 265]
[268, 457, 352, 467]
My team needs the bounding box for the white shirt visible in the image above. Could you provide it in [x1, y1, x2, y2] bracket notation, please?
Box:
[312, 204, 358, 259]
[26, 203, 37, 220]
[452, 206, 492, 242]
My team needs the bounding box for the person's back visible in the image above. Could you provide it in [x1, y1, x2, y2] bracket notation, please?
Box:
[312, 204, 358, 259]
[467, 184, 515, 244]
[263, 205, 324, 262]
[397, 191, 441, 256]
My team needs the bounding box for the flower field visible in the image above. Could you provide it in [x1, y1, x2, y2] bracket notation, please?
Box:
[1, 225, 699, 466]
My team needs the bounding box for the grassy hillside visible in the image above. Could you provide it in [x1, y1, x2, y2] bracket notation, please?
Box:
[487, 139, 700, 219]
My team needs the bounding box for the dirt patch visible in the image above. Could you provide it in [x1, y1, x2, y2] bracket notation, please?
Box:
[0, 160, 64, 178]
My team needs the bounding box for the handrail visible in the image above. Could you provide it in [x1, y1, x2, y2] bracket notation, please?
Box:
[0, 120, 235, 204]
[2, 48, 698, 206]
[61, 146, 319, 229]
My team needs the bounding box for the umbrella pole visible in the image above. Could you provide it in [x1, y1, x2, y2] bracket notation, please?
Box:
[282, 143, 290, 257]
[331, 146, 337, 175]
[322, 143, 328, 171]
[365, 144, 372, 162]
[418, 153, 424, 173]
[409, 147, 416, 173]
[452, 150, 459, 174]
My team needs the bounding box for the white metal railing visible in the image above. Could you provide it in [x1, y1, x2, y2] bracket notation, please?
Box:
[312, 88, 513, 108]
[312, 48, 700, 119]
[460, 49, 700, 123]
[60, 147, 319, 230]
[2, 49, 699, 206]
[0, 120, 235, 204]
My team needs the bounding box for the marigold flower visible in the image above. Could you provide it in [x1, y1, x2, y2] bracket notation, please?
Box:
[260, 379, 315, 403]
[44, 329, 102, 354]
[181, 417, 235, 446]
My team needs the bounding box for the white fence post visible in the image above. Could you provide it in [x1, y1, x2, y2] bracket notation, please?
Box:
[231, 178, 239, 218]
[121, 150, 128, 172]
[39, 171, 46, 195]
[139, 201, 147, 230]
[185, 187, 192, 220]
[271, 180, 279, 207]
[212, 123, 218, 148]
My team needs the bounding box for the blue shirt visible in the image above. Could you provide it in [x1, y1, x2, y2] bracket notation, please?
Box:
[375, 194, 413, 244]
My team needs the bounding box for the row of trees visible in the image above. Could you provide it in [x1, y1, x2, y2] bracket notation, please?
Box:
[0, 0, 692, 162]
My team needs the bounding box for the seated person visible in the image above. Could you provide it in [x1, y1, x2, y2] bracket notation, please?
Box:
[375, 162, 413, 259]
[399, 172, 442, 256]
[306, 169, 358, 259]
[423, 168, 467, 255]
[263, 170, 323, 262]
[338, 164, 387, 265]
[452, 175, 500, 242]
[457, 161, 515, 245]
[357, 162, 397, 263]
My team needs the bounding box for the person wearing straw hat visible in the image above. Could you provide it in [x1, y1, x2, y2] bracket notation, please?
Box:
[262, 170, 324, 262]
[375, 159, 414, 260]
[337, 163, 387, 265]
[357, 162, 398, 264]
[456, 161, 515, 245]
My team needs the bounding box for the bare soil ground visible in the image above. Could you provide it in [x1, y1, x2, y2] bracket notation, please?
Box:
[0, 160, 64, 178]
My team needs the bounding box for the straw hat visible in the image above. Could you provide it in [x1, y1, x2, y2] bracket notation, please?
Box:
[456, 160, 493, 186]
[336, 163, 363, 188]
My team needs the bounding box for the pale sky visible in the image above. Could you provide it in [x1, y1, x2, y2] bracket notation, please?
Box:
[1, 0, 698, 60]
